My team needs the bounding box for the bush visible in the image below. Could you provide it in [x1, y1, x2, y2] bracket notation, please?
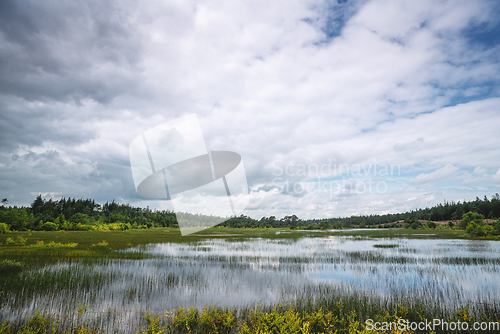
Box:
[459, 212, 484, 230]
[141, 313, 167, 334]
[40, 222, 58, 231]
[411, 221, 421, 229]
[240, 306, 303, 334]
[46, 241, 78, 248]
[0, 259, 22, 274]
[427, 221, 437, 229]
[74, 223, 94, 231]
[70, 213, 90, 225]
[494, 220, 500, 235]
[61, 221, 73, 230]
[91, 240, 108, 247]
[15, 236, 27, 246]
[466, 222, 487, 237]
[21, 311, 58, 334]
[0, 223, 10, 233]
[5, 237, 14, 245]
[170, 306, 199, 333]
[199, 306, 236, 334]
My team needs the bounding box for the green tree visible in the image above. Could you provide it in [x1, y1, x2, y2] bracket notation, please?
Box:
[70, 213, 90, 225]
[5, 208, 28, 230]
[41, 222, 58, 231]
[494, 220, 500, 235]
[466, 222, 486, 237]
[459, 212, 484, 230]
[0, 223, 9, 233]
[427, 221, 437, 229]
[411, 222, 421, 229]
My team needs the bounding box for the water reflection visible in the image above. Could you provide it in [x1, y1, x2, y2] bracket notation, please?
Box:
[1, 236, 499, 332]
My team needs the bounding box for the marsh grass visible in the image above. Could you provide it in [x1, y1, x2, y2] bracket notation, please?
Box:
[0, 259, 22, 274]
[373, 244, 399, 248]
[1, 228, 499, 333]
[0, 300, 498, 334]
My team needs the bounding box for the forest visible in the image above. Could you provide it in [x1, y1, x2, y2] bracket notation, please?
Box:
[0, 194, 500, 232]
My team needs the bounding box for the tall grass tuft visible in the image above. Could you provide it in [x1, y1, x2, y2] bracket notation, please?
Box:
[0, 259, 22, 274]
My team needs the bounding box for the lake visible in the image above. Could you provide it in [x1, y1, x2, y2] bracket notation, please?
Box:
[2, 235, 500, 332]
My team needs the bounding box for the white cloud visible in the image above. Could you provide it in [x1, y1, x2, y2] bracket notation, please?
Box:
[473, 167, 487, 176]
[1, 0, 500, 218]
[409, 164, 459, 184]
[493, 168, 500, 184]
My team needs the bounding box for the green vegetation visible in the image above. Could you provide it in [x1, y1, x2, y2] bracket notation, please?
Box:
[0, 259, 22, 274]
[1, 195, 499, 333]
[1, 194, 500, 233]
[459, 211, 484, 230]
[0, 227, 478, 259]
[426, 221, 437, 229]
[0, 227, 498, 333]
[0, 226, 492, 262]
[373, 244, 398, 248]
[0, 301, 497, 334]
[458, 211, 500, 237]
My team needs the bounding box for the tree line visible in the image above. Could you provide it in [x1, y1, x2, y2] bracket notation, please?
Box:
[0, 194, 499, 233]
[0, 195, 177, 232]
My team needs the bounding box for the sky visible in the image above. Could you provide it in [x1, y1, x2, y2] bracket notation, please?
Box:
[1, 0, 500, 220]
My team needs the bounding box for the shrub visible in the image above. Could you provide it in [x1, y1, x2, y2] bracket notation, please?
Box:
[61, 221, 73, 230]
[14, 236, 27, 246]
[459, 212, 484, 230]
[46, 241, 78, 248]
[494, 220, 500, 235]
[0, 223, 10, 233]
[240, 306, 303, 334]
[427, 221, 437, 229]
[41, 222, 58, 231]
[169, 306, 199, 333]
[5, 237, 14, 245]
[466, 222, 487, 237]
[199, 306, 236, 334]
[70, 213, 90, 225]
[21, 311, 59, 334]
[74, 223, 94, 231]
[28, 241, 45, 248]
[142, 313, 166, 334]
[91, 240, 108, 247]
[410, 221, 421, 229]
[0, 259, 22, 274]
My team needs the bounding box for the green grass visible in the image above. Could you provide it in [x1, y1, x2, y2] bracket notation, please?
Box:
[0, 226, 489, 280]
[0, 301, 498, 334]
[1, 227, 499, 333]
[0, 227, 488, 262]
[373, 244, 399, 248]
[0, 259, 22, 274]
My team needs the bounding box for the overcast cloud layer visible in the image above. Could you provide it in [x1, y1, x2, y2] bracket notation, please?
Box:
[1, 0, 500, 219]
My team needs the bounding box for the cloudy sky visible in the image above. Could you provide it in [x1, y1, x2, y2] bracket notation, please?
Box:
[1, 0, 500, 219]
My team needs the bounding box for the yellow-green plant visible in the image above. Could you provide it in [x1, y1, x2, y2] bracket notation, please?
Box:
[15, 236, 27, 246]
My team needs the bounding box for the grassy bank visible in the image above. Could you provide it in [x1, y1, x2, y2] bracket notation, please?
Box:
[0, 227, 493, 262]
[1, 228, 499, 333]
[0, 300, 498, 334]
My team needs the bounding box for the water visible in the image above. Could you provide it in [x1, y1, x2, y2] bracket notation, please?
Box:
[2, 236, 500, 332]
